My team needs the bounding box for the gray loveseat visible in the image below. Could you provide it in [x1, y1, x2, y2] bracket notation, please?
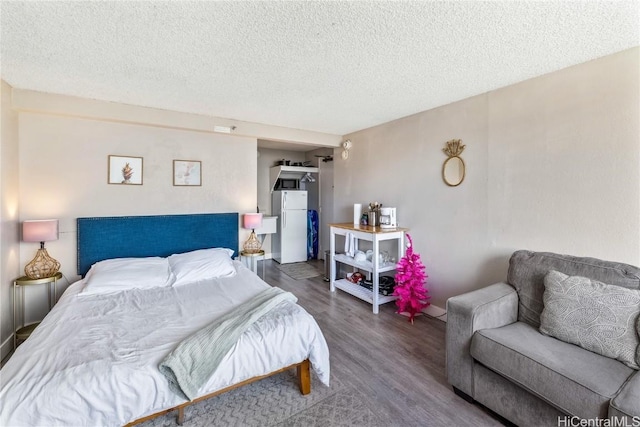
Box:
[446, 250, 640, 426]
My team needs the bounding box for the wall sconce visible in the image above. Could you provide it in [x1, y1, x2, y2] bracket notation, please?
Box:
[341, 139, 352, 160]
[242, 213, 263, 254]
[22, 219, 60, 279]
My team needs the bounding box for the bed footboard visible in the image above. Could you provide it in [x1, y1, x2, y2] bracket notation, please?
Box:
[125, 359, 311, 426]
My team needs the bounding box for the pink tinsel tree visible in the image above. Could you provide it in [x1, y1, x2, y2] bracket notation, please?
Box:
[393, 234, 430, 323]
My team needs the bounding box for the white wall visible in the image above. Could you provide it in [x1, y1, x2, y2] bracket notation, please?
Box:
[18, 112, 257, 288]
[305, 148, 334, 257]
[12, 89, 343, 149]
[336, 47, 640, 310]
[1, 80, 21, 359]
[13, 107, 256, 324]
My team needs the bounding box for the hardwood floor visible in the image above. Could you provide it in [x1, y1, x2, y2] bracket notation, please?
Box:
[264, 259, 504, 427]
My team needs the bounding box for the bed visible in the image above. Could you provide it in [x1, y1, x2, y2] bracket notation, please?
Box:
[0, 213, 330, 426]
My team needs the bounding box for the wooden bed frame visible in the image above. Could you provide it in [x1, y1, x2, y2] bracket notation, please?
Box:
[125, 359, 310, 426]
[76, 214, 314, 426]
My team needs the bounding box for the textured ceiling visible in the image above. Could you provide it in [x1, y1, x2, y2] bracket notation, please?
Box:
[1, 1, 639, 137]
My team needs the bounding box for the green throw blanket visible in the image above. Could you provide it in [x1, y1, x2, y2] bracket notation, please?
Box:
[159, 287, 297, 400]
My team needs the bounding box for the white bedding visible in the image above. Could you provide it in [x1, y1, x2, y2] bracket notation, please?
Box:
[0, 261, 330, 427]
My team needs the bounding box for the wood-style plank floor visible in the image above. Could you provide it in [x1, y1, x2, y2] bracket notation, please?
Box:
[265, 259, 504, 427]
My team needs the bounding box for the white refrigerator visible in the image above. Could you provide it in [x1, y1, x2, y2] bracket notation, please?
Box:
[272, 190, 308, 264]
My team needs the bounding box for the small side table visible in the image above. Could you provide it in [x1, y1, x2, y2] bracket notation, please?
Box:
[240, 250, 266, 279]
[13, 272, 62, 350]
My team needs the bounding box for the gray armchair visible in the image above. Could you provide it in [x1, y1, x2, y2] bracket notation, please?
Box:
[446, 250, 640, 427]
[446, 282, 517, 399]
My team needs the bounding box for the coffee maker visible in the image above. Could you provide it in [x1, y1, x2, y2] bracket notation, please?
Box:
[379, 207, 397, 229]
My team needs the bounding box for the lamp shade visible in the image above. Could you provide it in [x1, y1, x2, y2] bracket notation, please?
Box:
[22, 220, 59, 242]
[243, 213, 263, 230]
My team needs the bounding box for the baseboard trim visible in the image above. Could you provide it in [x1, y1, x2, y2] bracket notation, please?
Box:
[422, 304, 447, 322]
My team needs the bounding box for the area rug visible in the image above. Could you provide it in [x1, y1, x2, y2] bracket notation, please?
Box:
[277, 387, 383, 427]
[276, 262, 322, 280]
[138, 371, 382, 426]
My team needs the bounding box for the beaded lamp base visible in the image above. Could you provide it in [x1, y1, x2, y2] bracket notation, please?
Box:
[242, 231, 262, 254]
[25, 248, 61, 279]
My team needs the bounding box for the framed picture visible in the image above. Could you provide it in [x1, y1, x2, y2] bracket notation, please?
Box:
[173, 160, 202, 186]
[108, 155, 143, 185]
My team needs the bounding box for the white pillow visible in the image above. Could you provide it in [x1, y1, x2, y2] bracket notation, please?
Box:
[80, 256, 175, 296]
[168, 248, 236, 286]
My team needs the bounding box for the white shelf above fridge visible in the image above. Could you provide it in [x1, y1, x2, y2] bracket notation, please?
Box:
[269, 165, 319, 193]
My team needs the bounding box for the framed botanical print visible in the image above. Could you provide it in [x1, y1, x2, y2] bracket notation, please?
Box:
[108, 155, 143, 185]
[173, 160, 202, 186]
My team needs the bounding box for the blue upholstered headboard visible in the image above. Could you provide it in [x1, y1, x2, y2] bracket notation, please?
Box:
[77, 213, 239, 276]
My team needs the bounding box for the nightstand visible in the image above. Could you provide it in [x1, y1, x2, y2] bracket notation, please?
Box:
[240, 250, 266, 279]
[13, 272, 62, 350]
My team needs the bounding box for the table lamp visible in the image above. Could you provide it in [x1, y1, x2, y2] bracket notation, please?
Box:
[242, 213, 263, 254]
[23, 219, 60, 279]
